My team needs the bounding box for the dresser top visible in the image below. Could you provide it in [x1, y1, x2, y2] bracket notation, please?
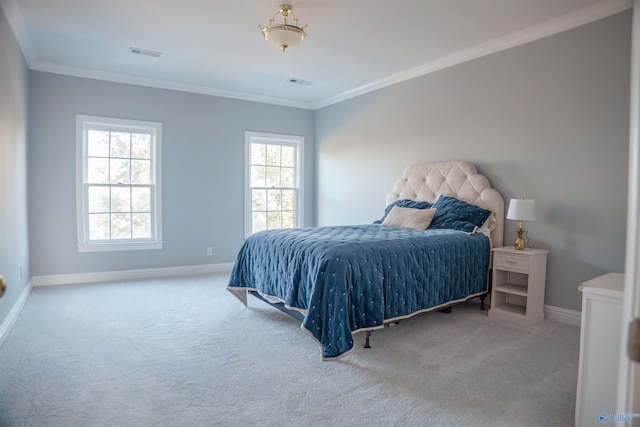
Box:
[578, 272, 625, 298]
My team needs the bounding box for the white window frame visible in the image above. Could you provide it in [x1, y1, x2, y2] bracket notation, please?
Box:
[76, 115, 163, 252]
[245, 131, 304, 238]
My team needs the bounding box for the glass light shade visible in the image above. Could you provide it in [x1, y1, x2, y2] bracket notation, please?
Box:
[263, 25, 306, 52]
[506, 199, 536, 221]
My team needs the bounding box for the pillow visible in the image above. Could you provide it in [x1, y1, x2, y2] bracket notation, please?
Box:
[429, 195, 492, 233]
[382, 206, 436, 230]
[374, 199, 432, 224]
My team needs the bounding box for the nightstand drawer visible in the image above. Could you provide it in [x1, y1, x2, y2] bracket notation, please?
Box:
[494, 253, 529, 272]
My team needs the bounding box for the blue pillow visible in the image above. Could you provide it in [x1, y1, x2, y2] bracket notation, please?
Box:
[374, 199, 433, 224]
[429, 195, 492, 233]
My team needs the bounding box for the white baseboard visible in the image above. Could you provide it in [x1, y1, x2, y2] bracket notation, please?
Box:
[32, 263, 235, 287]
[0, 280, 32, 349]
[544, 304, 581, 327]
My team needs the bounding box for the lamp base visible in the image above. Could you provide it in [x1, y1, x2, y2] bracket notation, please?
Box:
[514, 220, 526, 250]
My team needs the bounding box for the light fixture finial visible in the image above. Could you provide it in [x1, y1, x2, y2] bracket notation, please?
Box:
[259, 4, 307, 53]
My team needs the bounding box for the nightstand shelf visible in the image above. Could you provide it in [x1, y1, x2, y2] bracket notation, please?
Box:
[488, 246, 548, 327]
[493, 283, 528, 296]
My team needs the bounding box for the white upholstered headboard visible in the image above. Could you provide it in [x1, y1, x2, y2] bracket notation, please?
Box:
[385, 160, 504, 247]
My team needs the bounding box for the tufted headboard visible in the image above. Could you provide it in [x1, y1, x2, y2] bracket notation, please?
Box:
[385, 160, 504, 247]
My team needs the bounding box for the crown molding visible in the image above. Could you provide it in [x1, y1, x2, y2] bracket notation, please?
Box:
[2, 0, 632, 111]
[312, 0, 633, 109]
[0, 0, 36, 64]
[1, 0, 313, 110]
[30, 60, 315, 110]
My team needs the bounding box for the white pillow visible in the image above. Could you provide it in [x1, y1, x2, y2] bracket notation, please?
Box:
[382, 206, 436, 230]
[477, 212, 496, 233]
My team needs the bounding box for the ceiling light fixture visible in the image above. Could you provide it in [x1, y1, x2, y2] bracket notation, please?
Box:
[259, 4, 307, 53]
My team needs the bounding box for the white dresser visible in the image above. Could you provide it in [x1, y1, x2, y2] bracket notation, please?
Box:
[575, 273, 624, 427]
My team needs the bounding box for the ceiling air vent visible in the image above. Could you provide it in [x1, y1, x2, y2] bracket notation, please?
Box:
[288, 78, 312, 86]
[129, 47, 162, 58]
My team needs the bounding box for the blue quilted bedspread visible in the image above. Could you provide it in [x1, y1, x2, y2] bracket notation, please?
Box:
[227, 224, 490, 360]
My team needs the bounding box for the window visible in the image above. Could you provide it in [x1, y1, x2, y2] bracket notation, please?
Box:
[245, 131, 303, 237]
[76, 115, 162, 252]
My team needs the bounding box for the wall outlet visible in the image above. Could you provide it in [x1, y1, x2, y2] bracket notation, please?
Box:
[207, 247, 213, 256]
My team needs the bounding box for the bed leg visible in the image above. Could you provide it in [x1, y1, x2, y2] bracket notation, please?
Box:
[480, 294, 487, 311]
[364, 331, 372, 349]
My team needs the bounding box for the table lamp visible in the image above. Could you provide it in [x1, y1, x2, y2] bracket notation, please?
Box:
[506, 198, 536, 250]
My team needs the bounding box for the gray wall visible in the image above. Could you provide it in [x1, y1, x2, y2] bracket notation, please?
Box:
[315, 11, 631, 312]
[4, 8, 631, 321]
[28, 73, 315, 276]
[0, 7, 31, 324]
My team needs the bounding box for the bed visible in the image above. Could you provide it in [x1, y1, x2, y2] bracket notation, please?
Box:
[227, 160, 504, 360]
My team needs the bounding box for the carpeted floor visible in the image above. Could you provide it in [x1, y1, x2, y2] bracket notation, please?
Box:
[0, 273, 580, 426]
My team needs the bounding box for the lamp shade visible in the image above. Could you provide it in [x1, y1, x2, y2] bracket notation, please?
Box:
[263, 25, 306, 52]
[506, 199, 536, 221]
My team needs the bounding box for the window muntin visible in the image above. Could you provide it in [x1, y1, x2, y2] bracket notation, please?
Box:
[245, 132, 303, 237]
[77, 116, 162, 252]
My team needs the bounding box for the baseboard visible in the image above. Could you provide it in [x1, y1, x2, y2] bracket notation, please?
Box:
[0, 280, 32, 349]
[544, 304, 581, 327]
[32, 263, 235, 287]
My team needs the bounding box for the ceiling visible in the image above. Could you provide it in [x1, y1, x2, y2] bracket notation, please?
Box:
[1, 0, 632, 110]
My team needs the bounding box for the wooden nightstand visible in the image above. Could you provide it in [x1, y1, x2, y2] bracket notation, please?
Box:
[488, 246, 549, 327]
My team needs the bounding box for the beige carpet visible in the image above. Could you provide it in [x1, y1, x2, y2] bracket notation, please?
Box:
[0, 273, 579, 426]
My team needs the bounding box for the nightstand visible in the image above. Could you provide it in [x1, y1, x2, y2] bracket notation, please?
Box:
[488, 246, 549, 327]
